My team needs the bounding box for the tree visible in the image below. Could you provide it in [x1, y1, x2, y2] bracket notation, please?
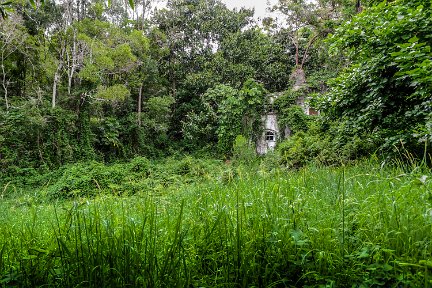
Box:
[325, 0, 432, 155]
[152, 0, 254, 95]
[151, 0, 254, 139]
[272, 0, 353, 90]
[0, 13, 33, 110]
[182, 79, 266, 154]
[49, 0, 81, 108]
[213, 28, 292, 92]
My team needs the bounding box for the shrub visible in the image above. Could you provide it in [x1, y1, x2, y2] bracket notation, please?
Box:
[46, 161, 128, 198]
[276, 119, 377, 168]
[232, 135, 256, 165]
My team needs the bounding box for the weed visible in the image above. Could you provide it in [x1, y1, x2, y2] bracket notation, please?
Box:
[0, 157, 431, 287]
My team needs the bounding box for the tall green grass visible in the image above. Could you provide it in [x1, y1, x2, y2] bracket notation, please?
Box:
[0, 159, 431, 287]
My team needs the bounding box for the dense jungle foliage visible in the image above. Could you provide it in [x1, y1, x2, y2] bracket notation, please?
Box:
[0, 0, 430, 175]
[1, 156, 431, 287]
[1, 0, 432, 286]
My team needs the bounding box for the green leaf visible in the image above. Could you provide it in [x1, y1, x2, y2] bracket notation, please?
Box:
[22, 254, 38, 260]
[28, 0, 36, 9]
[419, 260, 432, 268]
[357, 247, 369, 258]
[408, 36, 419, 43]
[383, 264, 393, 271]
[128, 0, 134, 10]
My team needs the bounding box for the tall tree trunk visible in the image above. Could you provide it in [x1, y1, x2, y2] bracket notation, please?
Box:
[292, 30, 300, 67]
[67, 30, 77, 95]
[300, 34, 319, 68]
[52, 66, 61, 109]
[138, 83, 143, 126]
[356, 0, 363, 13]
[1, 57, 9, 110]
[2, 74, 9, 111]
[141, 0, 150, 30]
[52, 46, 65, 109]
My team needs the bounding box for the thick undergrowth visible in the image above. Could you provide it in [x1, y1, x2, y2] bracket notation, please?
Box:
[0, 157, 431, 287]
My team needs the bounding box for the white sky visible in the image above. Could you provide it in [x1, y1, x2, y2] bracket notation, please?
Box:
[222, 0, 278, 20]
[153, 0, 281, 23]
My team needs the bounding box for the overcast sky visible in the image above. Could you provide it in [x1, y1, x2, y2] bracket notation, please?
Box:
[222, 0, 278, 20]
[153, 0, 281, 22]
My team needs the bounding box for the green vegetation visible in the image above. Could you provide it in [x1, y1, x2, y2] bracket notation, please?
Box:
[325, 0, 432, 157]
[0, 0, 430, 167]
[1, 157, 431, 287]
[1, 0, 432, 286]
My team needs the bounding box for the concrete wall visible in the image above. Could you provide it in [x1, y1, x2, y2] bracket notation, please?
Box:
[256, 112, 279, 155]
[256, 90, 316, 155]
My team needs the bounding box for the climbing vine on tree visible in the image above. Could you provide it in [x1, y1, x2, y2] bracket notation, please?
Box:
[325, 0, 432, 155]
[182, 79, 266, 155]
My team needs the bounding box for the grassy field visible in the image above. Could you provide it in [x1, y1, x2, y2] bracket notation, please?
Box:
[1, 157, 431, 287]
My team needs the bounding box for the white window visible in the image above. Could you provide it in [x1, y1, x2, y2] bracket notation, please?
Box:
[265, 131, 276, 141]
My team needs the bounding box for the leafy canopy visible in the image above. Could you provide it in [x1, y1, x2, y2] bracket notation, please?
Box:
[325, 0, 432, 154]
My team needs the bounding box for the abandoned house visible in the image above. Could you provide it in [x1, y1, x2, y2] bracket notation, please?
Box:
[256, 92, 318, 155]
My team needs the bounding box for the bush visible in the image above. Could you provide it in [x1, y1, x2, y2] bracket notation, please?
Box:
[277, 132, 335, 168]
[276, 119, 378, 168]
[38, 156, 225, 199]
[46, 161, 128, 198]
[232, 135, 256, 165]
[326, 0, 432, 158]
